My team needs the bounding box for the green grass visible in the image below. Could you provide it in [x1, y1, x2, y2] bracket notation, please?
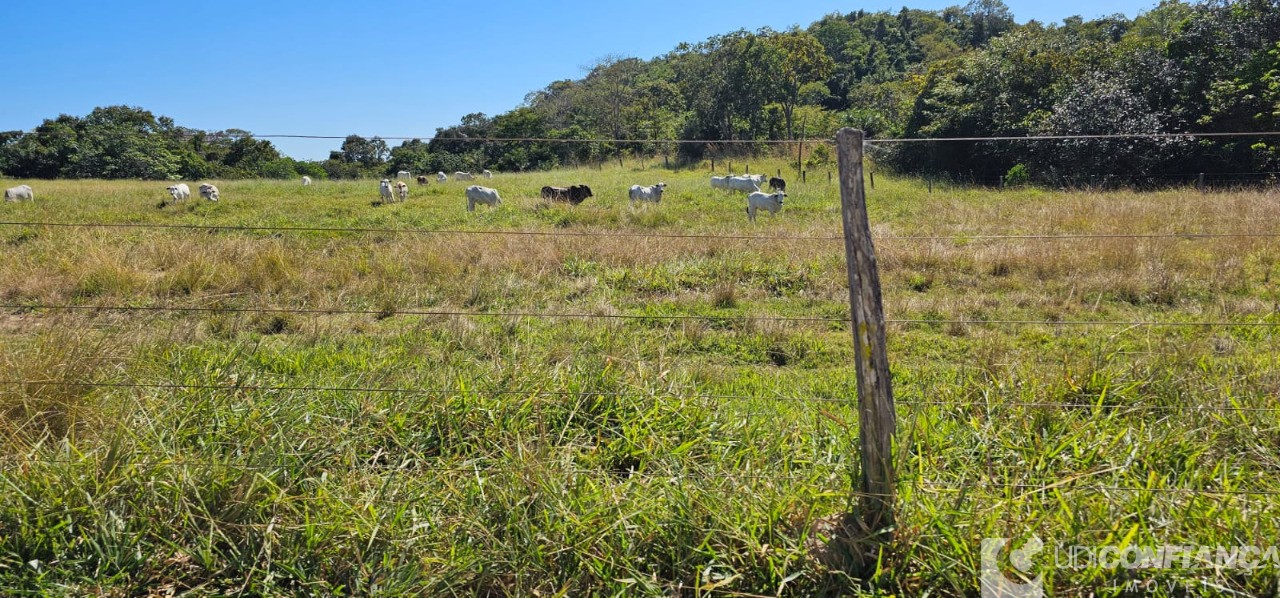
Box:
[1, 162, 1278, 595]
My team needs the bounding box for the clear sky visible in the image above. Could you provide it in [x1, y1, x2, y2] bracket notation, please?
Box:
[3, 0, 1162, 160]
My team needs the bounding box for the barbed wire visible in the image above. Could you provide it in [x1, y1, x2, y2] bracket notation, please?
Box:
[5, 302, 1279, 330]
[5, 379, 1280, 414]
[6, 221, 1280, 243]
[4, 453, 1278, 499]
[10, 130, 1280, 145]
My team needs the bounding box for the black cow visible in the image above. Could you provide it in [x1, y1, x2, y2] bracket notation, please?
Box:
[416, 175, 429, 186]
[540, 184, 594, 205]
[768, 177, 787, 192]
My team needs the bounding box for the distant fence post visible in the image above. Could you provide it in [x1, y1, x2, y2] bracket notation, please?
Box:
[870, 172, 875, 189]
[1198, 173, 1206, 193]
[835, 128, 896, 534]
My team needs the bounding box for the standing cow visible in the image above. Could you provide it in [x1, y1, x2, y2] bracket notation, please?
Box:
[379, 179, 394, 203]
[166, 183, 191, 202]
[4, 184, 34, 201]
[465, 185, 502, 211]
[629, 182, 667, 204]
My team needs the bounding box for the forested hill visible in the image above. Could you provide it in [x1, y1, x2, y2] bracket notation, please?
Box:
[2, 0, 1277, 183]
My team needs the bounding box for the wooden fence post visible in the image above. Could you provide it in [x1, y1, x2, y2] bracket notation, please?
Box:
[835, 128, 896, 534]
[1197, 173, 1205, 193]
[869, 172, 875, 189]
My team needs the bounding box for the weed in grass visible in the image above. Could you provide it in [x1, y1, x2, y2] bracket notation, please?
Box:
[712, 284, 739, 309]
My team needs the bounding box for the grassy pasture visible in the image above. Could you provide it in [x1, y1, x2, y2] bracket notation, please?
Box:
[1, 162, 1279, 595]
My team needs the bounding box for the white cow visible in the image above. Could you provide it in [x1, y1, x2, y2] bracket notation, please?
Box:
[302, 176, 312, 186]
[395, 181, 408, 202]
[465, 185, 502, 211]
[3, 184, 33, 201]
[482, 169, 493, 179]
[628, 182, 667, 204]
[723, 175, 765, 193]
[455, 171, 475, 181]
[166, 183, 191, 201]
[746, 190, 786, 222]
[379, 179, 394, 203]
[437, 171, 448, 183]
[198, 183, 220, 202]
[396, 170, 411, 180]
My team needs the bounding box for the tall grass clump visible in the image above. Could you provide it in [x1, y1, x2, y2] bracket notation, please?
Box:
[0, 328, 118, 449]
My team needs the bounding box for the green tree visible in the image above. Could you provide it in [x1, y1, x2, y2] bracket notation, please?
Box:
[335, 135, 389, 168]
[387, 139, 433, 176]
[768, 31, 836, 139]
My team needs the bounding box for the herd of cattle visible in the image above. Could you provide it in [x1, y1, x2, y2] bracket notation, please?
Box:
[3, 171, 790, 220]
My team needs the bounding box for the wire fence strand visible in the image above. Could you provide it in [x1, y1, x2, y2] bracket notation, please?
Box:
[7, 220, 1280, 243]
[4, 379, 1279, 414]
[5, 302, 1280, 330]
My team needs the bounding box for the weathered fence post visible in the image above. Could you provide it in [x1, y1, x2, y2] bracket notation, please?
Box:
[835, 128, 896, 534]
[928, 178, 932, 194]
[1197, 173, 1206, 193]
[869, 172, 875, 189]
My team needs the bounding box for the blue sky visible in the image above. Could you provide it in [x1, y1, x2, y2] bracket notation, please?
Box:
[3, 0, 1161, 160]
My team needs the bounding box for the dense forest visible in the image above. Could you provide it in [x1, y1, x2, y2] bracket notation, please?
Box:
[1, 0, 1276, 184]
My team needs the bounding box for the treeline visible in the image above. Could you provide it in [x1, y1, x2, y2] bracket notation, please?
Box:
[0, 106, 326, 181]
[416, 0, 1278, 184]
[3, 0, 1276, 183]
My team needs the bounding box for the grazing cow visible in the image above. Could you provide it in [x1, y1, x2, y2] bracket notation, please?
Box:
[711, 175, 764, 193]
[379, 179, 394, 203]
[198, 183, 220, 201]
[455, 171, 475, 181]
[416, 175, 429, 186]
[628, 182, 667, 204]
[465, 185, 502, 211]
[437, 171, 448, 183]
[540, 184, 593, 205]
[302, 176, 312, 186]
[395, 181, 409, 202]
[396, 170, 411, 180]
[4, 184, 33, 201]
[166, 183, 191, 202]
[482, 169, 493, 179]
[768, 177, 786, 192]
[746, 190, 786, 222]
